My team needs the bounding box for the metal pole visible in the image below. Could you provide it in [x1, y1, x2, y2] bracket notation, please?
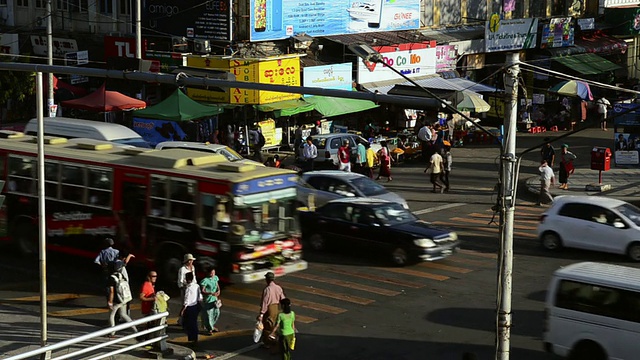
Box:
[36, 73, 50, 360]
[497, 52, 519, 360]
[135, 0, 141, 59]
[46, 0, 54, 114]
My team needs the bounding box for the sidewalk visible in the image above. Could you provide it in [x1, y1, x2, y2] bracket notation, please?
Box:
[0, 303, 195, 360]
[525, 167, 640, 202]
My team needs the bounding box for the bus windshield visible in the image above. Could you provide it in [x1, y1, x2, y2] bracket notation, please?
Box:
[230, 199, 299, 243]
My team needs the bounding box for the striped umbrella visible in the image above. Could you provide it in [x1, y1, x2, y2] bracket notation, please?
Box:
[548, 80, 593, 100]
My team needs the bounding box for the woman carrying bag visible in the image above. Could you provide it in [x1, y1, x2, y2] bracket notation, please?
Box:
[270, 298, 296, 360]
[558, 144, 577, 190]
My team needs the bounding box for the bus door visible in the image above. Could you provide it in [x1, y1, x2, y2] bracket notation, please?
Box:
[114, 170, 148, 253]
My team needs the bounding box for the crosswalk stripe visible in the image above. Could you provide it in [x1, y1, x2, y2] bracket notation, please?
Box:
[221, 298, 317, 324]
[443, 255, 494, 268]
[224, 287, 347, 315]
[417, 262, 473, 274]
[433, 221, 537, 239]
[450, 217, 538, 231]
[277, 281, 374, 305]
[324, 267, 425, 289]
[288, 272, 400, 296]
[49, 303, 141, 317]
[458, 248, 498, 259]
[383, 267, 449, 281]
[9, 293, 93, 302]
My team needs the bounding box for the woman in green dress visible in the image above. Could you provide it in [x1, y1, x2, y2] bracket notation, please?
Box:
[199, 267, 221, 334]
[270, 298, 296, 360]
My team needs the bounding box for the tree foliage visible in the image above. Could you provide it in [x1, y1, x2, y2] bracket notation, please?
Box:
[0, 57, 35, 104]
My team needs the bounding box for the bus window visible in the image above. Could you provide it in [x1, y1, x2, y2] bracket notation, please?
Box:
[8, 156, 35, 194]
[169, 179, 195, 220]
[87, 168, 112, 207]
[231, 198, 298, 242]
[61, 164, 85, 202]
[201, 194, 230, 229]
[44, 161, 59, 198]
[150, 176, 168, 217]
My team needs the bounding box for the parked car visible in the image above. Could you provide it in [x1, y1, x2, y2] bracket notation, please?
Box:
[155, 141, 263, 166]
[297, 171, 409, 209]
[300, 133, 381, 169]
[299, 198, 459, 266]
[538, 195, 640, 261]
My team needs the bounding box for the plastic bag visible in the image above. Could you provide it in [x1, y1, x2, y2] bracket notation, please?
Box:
[290, 336, 296, 350]
[253, 321, 263, 343]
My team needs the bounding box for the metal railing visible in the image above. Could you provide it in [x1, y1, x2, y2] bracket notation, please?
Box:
[5, 312, 169, 360]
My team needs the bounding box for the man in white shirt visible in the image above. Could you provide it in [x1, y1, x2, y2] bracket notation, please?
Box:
[179, 272, 202, 344]
[596, 97, 611, 131]
[538, 159, 555, 206]
[417, 122, 432, 161]
[425, 151, 444, 193]
[302, 136, 318, 172]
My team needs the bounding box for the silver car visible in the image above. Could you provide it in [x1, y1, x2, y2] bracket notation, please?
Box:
[297, 171, 409, 209]
[300, 133, 381, 168]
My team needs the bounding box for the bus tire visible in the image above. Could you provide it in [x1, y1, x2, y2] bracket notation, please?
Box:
[158, 246, 186, 287]
[568, 340, 606, 360]
[13, 220, 37, 256]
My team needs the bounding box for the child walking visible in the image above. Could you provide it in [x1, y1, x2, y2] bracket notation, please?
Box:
[270, 298, 296, 360]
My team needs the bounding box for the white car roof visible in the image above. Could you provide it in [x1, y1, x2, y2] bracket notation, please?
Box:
[551, 195, 628, 209]
[554, 262, 640, 291]
[155, 141, 227, 151]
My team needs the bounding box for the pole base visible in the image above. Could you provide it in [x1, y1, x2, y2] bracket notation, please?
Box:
[585, 183, 612, 192]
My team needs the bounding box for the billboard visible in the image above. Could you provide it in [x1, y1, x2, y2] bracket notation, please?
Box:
[143, 0, 232, 41]
[357, 46, 436, 84]
[435, 45, 458, 73]
[250, 0, 420, 41]
[186, 56, 301, 104]
[485, 16, 538, 52]
[303, 63, 352, 94]
[540, 17, 574, 49]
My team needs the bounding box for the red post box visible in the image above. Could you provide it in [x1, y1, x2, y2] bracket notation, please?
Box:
[590, 147, 612, 171]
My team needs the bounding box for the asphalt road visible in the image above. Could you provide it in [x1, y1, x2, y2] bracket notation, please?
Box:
[0, 128, 634, 360]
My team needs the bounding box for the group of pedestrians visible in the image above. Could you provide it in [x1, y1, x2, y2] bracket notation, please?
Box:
[537, 138, 577, 206]
[258, 271, 297, 360]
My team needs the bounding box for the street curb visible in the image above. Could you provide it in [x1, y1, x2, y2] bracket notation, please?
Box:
[169, 329, 253, 345]
[524, 176, 540, 196]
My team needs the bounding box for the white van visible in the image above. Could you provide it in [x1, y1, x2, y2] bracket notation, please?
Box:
[544, 262, 640, 360]
[25, 117, 150, 148]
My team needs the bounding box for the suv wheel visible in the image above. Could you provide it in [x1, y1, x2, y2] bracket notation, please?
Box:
[627, 243, 640, 262]
[541, 232, 562, 251]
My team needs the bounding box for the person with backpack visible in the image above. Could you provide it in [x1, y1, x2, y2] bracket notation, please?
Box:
[107, 260, 137, 338]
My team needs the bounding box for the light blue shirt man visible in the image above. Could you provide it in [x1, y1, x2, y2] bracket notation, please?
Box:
[357, 142, 367, 165]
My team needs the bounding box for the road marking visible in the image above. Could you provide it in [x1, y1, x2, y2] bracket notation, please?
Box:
[325, 268, 425, 289]
[458, 248, 498, 259]
[277, 281, 374, 305]
[443, 256, 494, 268]
[215, 343, 262, 360]
[383, 267, 449, 281]
[434, 221, 537, 239]
[9, 293, 94, 302]
[413, 203, 467, 215]
[450, 217, 538, 231]
[417, 261, 473, 274]
[288, 272, 400, 296]
[170, 329, 254, 344]
[49, 303, 141, 317]
[224, 287, 347, 315]
[468, 213, 540, 224]
[221, 298, 317, 323]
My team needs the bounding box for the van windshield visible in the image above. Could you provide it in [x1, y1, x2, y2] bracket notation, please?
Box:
[113, 138, 151, 148]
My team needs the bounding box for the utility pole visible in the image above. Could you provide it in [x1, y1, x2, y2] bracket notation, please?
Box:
[497, 52, 519, 360]
[46, 0, 54, 116]
[135, 0, 142, 59]
[36, 73, 51, 360]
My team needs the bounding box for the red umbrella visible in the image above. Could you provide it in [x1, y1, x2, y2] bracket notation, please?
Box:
[61, 84, 146, 112]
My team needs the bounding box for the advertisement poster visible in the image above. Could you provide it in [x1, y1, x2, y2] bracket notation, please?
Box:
[258, 119, 278, 147]
[132, 118, 188, 147]
[357, 47, 436, 84]
[250, 0, 420, 41]
[613, 103, 640, 167]
[614, 132, 640, 165]
[435, 45, 458, 73]
[303, 63, 352, 94]
[485, 16, 538, 52]
[143, 0, 232, 41]
[541, 17, 574, 49]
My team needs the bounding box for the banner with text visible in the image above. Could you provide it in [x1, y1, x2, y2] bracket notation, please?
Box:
[303, 63, 352, 95]
[357, 47, 436, 84]
[143, 0, 232, 41]
[485, 16, 538, 53]
[250, 0, 420, 41]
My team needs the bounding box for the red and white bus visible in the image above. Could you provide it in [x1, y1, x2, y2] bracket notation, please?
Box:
[0, 133, 307, 283]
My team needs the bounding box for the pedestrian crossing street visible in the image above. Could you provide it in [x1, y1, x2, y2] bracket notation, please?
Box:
[0, 204, 545, 329]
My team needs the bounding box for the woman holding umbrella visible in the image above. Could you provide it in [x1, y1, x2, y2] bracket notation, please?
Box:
[558, 144, 577, 190]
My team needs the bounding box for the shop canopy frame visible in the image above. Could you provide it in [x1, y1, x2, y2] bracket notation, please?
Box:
[552, 53, 621, 76]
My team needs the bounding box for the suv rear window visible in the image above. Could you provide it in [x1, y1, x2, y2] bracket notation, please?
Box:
[330, 138, 342, 149]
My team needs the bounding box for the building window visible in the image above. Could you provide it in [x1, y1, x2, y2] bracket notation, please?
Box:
[56, 0, 69, 11]
[0, 0, 7, 6]
[69, 0, 88, 13]
[16, 0, 28, 7]
[35, 0, 46, 8]
[99, 0, 112, 14]
[119, 0, 130, 15]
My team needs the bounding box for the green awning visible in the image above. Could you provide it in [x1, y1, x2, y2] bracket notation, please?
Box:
[303, 96, 378, 117]
[254, 99, 316, 118]
[553, 53, 621, 75]
[133, 89, 223, 121]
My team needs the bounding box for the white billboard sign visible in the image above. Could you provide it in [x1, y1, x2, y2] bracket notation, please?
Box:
[485, 16, 538, 53]
[357, 47, 437, 84]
